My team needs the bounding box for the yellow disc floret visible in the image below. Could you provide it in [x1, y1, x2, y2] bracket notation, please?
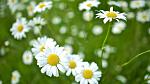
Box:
[83, 69, 93, 79]
[17, 24, 24, 32]
[106, 12, 117, 18]
[38, 3, 46, 8]
[47, 54, 59, 66]
[69, 60, 76, 69]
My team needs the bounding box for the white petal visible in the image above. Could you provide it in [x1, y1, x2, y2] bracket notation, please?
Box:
[66, 69, 71, 76]
[57, 64, 65, 73]
[103, 18, 109, 24]
[110, 7, 113, 12]
[52, 66, 59, 77]
[90, 62, 98, 72]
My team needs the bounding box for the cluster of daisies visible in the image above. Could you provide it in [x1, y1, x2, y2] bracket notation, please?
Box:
[29, 36, 102, 84]
[9, 0, 52, 40]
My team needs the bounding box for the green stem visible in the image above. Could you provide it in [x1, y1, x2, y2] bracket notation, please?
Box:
[121, 49, 150, 67]
[101, 23, 111, 59]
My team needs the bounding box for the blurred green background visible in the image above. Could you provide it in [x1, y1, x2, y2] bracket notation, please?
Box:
[0, 0, 150, 84]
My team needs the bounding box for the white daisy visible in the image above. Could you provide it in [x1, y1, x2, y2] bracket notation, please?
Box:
[92, 25, 103, 36]
[27, 1, 36, 16]
[116, 75, 127, 84]
[37, 46, 66, 77]
[83, 11, 94, 22]
[64, 45, 73, 55]
[127, 12, 135, 19]
[34, 1, 52, 13]
[0, 80, 2, 84]
[51, 16, 62, 25]
[75, 62, 102, 84]
[32, 37, 56, 58]
[10, 18, 30, 40]
[63, 54, 83, 76]
[79, 0, 100, 11]
[130, 0, 145, 9]
[22, 50, 33, 65]
[136, 10, 150, 23]
[112, 21, 126, 34]
[96, 7, 126, 24]
[11, 70, 21, 84]
[28, 17, 46, 35]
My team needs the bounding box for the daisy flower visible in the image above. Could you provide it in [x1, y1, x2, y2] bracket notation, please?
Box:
[10, 18, 30, 40]
[27, 1, 36, 16]
[112, 21, 126, 34]
[92, 25, 103, 36]
[83, 11, 94, 22]
[34, 1, 52, 13]
[28, 17, 46, 35]
[75, 62, 102, 84]
[130, 0, 145, 9]
[37, 46, 66, 77]
[62, 54, 83, 76]
[11, 70, 21, 84]
[22, 50, 33, 65]
[136, 10, 150, 23]
[96, 7, 126, 24]
[31, 37, 56, 58]
[79, 0, 100, 11]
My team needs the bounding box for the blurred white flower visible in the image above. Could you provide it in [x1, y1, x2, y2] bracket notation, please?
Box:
[34, 1, 52, 13]
[108, 1, 120, 7]
[65, 37, 74, 44]
[27, 1, 36, 16]
[11, 70, 21, 84]
[75, 62, 102, 84]
[118, 1, 128, 10]
[59, 26, 67, 34]
[79, 0, 100, 11]
[37, 46, 66, 77]
[0, 80, 2, 84]
[4, 40, 10, 46]
[83, 11, 94, 22]
[10, 18, 30, 40]
[32, 37, 56, 58]
[7, 0, 26, 13]
[67, 11, 75, 19]
[127, 12, 135, 19]
[78, 51, 85, 59]
[0, 47, 5, 56]
[130, 0, 145, 9]
[58, 2, 66, 10]
[96, 7, 126, 24]
[64, 45, 73, 54]
[112, 21, 126, 34]
[22, 50, 33, 65]
[78, 31, 87, 38]
[147, 65, 150, 72]
[102, 59, 108, 68]
[28, 17, 46, 35]
[71, 25, 78, 36]
[92, 25, 103, 35]
[144, 74, 150, 84]
[63, 54, 83, 76]
[136, 10, 150, 23]
[52, 16, 62, 25]
[116, 75, 127, 84]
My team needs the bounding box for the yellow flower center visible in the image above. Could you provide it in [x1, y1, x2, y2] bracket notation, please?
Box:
[12, 75, 16, 80]
[40, 45, 45, 52]
[17, 24, 24, 32]
[47, 54, 59, 66]
[106, 12, 117, 18]
[69, 60, 76, 69]
[86, 3, 92, 7]
[83, 69, 93, 79]
[38, 3, 46, 8]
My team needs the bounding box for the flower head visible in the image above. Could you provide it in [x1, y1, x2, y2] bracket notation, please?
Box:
[96, 7, 126, 23]
[34, 1, 52, 13]
[79, 0, 100, 11]
[10, 18, 30, 40]
[75, 62, 102, 84]
[11, 70, 21, 84]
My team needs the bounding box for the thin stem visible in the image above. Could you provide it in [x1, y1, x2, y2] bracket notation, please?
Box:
[121, 49, 150, 67]
[101, 23, 111, 59]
